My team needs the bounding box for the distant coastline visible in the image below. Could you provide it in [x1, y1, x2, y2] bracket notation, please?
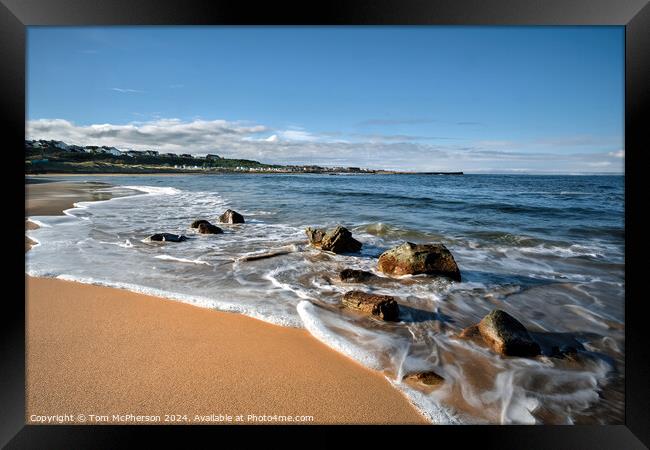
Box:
[25, 139, 463, 175]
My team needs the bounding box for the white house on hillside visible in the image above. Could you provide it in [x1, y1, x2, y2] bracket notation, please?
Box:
[53, 141, 70, 151]
[100, 146, 122, 156]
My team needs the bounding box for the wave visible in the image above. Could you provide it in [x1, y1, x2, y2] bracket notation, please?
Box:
[26, 272, 304, 328]
[515, 244, 607, 259]
[98, 239, 134, 248]
[464, 231, 552, 247]
[120, 185, 182, 195]
[296, 299, 612, 424]
[459, 231, 620, 261]
[355, 222, 445, 241]
[297, 301, 390, 370]
[56, 184, 180, 219]
[297, 300, 461, 424]
[154, 255, 212, 266]
[26, 218, 52, 228]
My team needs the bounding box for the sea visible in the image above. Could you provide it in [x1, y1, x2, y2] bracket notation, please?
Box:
[25, 173, 625, 424]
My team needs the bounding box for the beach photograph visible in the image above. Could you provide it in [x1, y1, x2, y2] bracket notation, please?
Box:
[25, 26, 624, 425]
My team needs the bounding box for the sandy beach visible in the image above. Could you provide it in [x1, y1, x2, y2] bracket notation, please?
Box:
[26, 179, 118, 216]
[25, 180, 427, 425]
[26, 180, 117, 251]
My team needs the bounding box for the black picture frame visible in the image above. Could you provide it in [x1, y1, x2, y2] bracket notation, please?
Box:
[3, 0, 648, 447]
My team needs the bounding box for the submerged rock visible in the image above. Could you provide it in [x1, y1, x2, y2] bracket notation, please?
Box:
[148, 233, 187, 243]
[535, 334, 585, 359]
[550, 345, 580, 359]
[197, 222, 223, 234]
[377, 242, 461, 281]
[340, 268, 375, 283]
[341, 290, 399, 321]
[403, 371, 444, 386]
[190, 219, 211, 228]
[305, 227, 326, 248]
[477, 309, 541, 357]
[219, 209, 245, 224]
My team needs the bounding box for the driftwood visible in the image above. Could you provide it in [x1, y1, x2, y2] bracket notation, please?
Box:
[237, 245, 298, 262]
[238, 250, 293, 262]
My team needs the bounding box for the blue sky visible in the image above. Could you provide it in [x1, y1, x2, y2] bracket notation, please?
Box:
[27, 27, 624, 173]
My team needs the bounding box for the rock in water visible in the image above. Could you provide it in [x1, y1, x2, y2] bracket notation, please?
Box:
[219, 209, 245, 224]
[341, 290, 399, 321]
[340, 268, 375, 282]
[403, 371, 444, 386]
[197, 222, 223, 234]
[306, 225, 362, 253]
[190, 219, 210, 228]
[320, 226, 362, 253]
[478, 309, 541, 357]
[148, 233, 187, 242]
[377, 242, 461, 281]
[305, 227, 326, 248]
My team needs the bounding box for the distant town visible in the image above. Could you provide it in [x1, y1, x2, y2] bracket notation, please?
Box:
[24, 139, 463, 175]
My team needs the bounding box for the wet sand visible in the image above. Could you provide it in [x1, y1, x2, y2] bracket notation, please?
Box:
[26, 180, 115, 216]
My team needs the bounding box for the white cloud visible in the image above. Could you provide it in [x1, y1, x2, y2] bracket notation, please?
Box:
[278, 129, 319, 142]
[27, 118, 268, 151]
[111, 88, 145, 93]
[25, 117, 625, 173]
[608, 149, 625, 158]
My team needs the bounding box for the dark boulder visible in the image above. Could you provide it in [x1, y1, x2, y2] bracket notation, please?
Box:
[191, 219, 210, 228]
[219, 209, 245, 224]
[197, 222, 223, 234]
[341, 290, 399, 321]
[477, 309, 541, 357]
[378, 242, 461, 281]
[340, 268, 375, 283]
[148, 233, 187, 243]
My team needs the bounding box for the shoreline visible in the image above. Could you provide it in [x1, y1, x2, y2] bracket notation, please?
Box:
[25, 180, 428, 425]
